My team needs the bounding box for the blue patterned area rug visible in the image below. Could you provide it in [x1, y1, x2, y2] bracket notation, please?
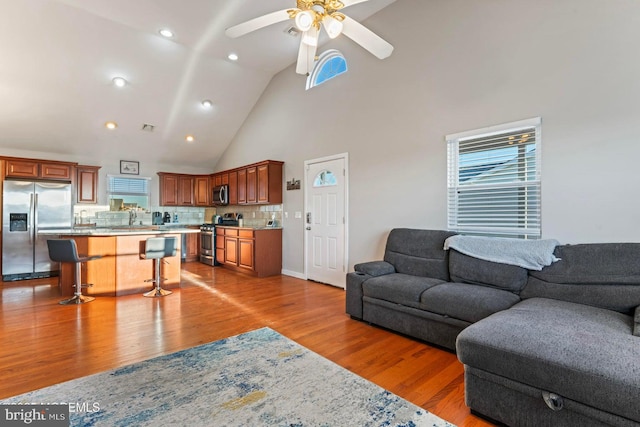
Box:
[1, 327, 455, 426]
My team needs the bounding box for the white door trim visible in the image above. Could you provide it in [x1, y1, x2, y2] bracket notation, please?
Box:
[303, 152, 349, 285]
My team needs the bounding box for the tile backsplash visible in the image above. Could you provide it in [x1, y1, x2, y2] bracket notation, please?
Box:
[73, 205, 206, 227]
[214, 205, 282, 228]
[73, 204, 283, 228]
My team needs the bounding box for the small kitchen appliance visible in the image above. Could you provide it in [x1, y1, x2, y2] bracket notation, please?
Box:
[152, 212, 163, 225]
[163, 212, 171, 224]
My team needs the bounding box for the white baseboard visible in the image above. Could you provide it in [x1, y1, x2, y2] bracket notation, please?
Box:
[281, 269, 306, 280]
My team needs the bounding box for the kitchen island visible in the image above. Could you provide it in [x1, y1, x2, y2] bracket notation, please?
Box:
[43, 227, 200, 297]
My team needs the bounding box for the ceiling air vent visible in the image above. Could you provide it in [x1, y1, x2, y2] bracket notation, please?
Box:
[141, 123, 155, 132]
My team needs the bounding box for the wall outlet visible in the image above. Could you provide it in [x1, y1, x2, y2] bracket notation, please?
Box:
[295, 211, 302, 219]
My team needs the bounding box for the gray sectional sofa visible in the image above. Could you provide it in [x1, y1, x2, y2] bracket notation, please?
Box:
[345, 228, 640, 427]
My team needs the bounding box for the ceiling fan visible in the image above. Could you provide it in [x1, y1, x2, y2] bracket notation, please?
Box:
[225, 0, 394, 75]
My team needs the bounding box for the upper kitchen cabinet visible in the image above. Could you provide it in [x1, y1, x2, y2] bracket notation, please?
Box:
[257, 161, 283, 204]
[76, 165, 101, 204]
[228, 170, 238, 205]
[193, 175, 210, 206]
[4, 158, 73, 181]
[231, 160, 283, 205]
[159, 173, 210, 207]
[158, 173, 180, 206]
[178, 175, 194, 205]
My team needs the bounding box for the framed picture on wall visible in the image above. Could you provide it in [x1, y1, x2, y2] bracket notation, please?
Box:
[120, 160, 139, 175]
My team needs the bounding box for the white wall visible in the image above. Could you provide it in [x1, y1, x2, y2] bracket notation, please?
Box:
[216, 0, 640, 275]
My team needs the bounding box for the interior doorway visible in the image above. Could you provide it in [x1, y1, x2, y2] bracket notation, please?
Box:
[304, 153, 349, 288]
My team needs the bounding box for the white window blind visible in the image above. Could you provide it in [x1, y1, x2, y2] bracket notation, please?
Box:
[447, 118, 541, 239]
[108, 176, 149, 195]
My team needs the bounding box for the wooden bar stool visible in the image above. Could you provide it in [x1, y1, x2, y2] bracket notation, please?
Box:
[142, 236, 177, 297]
[47, 239, 102, 305]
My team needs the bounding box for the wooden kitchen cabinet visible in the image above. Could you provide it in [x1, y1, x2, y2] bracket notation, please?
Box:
[237, 169, 247, 204]
[228, 170, 238, 205]
[158, 173, 196, 206]
[178, 175, 194, 205]
[257, 161, 283, 204]
[184, 229, 200, 262]
[216, 226, 282, 277]
[246, 166, 257, 204]
[194, 175, 210, 206]
[215, 228, 226, 263]
[4, 158, 73, 181]
[159, 173, 179, 206]
[76, 165, 100, 204]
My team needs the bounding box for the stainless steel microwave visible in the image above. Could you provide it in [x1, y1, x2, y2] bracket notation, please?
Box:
[212, 184, 228, 206]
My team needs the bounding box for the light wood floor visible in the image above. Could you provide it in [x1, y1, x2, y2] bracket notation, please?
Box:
[0, 262, 493, 427]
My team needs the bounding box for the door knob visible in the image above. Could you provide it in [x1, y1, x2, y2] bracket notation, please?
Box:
[306, 227, 311, 230]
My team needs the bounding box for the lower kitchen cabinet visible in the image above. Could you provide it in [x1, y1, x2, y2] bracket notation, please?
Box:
[184, 229, 200, 262]
[216, 226, 281, 277]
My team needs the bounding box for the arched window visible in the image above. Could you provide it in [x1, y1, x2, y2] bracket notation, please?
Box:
[313, 170, 337, 187]
[306, 49, 348, 90]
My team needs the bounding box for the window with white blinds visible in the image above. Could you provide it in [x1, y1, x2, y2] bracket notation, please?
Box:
[108, 176, 149, 194]
[107, 176, 151, 211]
[447, 117, 541, 239]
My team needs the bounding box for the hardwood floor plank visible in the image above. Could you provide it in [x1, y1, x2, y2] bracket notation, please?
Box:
[0, 263, 493, 426]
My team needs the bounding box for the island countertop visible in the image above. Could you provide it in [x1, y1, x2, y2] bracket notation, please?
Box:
[39, 226, 201, 236]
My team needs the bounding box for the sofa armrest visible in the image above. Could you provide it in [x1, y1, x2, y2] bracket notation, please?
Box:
[354, 261, 396, 277]
[634, 306, 640, 337]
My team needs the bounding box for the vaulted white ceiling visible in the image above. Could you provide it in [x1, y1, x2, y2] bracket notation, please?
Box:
[0, 0, 396, 170]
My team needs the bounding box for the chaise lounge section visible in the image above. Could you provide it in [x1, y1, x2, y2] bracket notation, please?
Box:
[346, 229, 640, 426]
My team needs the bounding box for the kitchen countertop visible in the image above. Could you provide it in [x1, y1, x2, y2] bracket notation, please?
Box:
[215, 225, 283, 230]
[39, 226, 201, 236]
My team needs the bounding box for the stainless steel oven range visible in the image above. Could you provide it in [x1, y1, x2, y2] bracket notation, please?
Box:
[199, 223, 217, 266]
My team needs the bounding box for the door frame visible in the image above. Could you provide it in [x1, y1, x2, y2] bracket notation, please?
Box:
[303, 152, 349, 285]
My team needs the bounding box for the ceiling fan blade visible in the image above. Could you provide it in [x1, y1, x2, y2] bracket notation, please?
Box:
[341, 0, 371, 8]
[225, 9, 292, 38]
[340, 15, 393, 59]
[296, 28, 319, 75]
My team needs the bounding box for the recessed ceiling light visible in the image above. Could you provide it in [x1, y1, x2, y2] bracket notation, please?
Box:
[186, 135, 195, 142]
[112, 77, 127, 88]
[105, 121, 118, 130]
[201, 99, 213, 109]
[228, 53, 239, 61]
[159, 29, 174, 38]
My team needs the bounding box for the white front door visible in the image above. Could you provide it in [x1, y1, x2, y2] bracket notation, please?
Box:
[304, 154, 348, 288]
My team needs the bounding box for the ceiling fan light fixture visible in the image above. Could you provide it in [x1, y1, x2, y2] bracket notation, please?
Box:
[112, 77, 127, 88]
[295, 10, 315, 32]
[322, 15, 343, 39]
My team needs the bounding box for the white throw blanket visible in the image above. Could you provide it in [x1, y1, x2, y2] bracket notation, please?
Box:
[443, 235, 560, 270]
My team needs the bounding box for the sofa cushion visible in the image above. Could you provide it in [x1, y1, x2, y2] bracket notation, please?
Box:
[524, 243, 640, 313]
[383, 229, 456, 280]
[420, 282, 520, 323]
[449, 250, 528, 292]
[362, 274, 444, 307]
[456, 298, 640, 423]
[354, 261, 395, 277]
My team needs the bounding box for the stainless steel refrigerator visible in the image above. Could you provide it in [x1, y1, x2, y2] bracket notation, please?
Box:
[2, 180, 72, 281]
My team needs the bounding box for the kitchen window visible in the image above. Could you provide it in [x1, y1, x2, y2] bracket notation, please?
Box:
[446, 117, 542, 239]
[108, 176, 150, 211]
